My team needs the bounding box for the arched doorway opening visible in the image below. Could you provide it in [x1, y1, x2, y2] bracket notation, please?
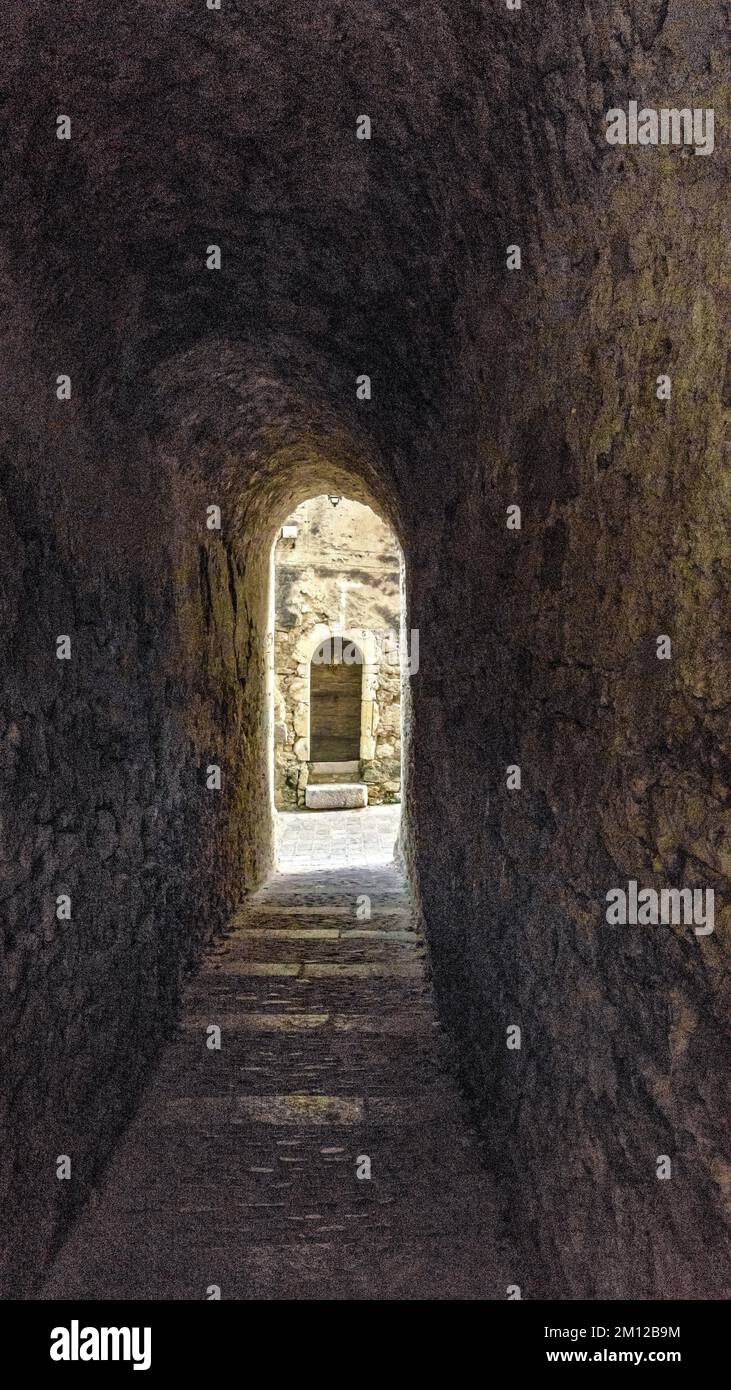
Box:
[270, 492, 405, 859]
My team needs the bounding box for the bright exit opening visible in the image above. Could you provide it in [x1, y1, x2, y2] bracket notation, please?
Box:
[271, 493, 404, 868]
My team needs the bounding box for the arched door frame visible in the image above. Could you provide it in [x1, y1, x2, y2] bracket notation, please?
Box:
[294, 624, 380, 763]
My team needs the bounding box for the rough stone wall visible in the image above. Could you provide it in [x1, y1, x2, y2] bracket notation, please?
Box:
[0, 278, 272, 1290]
[273, 495, 402, 807]
[402, 0, 731, 1299]
[1, 0, 729, 1299]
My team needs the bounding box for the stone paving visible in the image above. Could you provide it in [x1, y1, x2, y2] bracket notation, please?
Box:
[277, 805, 401, 871]
[42, 808, 511, 1300]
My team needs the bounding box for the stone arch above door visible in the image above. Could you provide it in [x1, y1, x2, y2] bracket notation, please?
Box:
[293, 625, 381, 764]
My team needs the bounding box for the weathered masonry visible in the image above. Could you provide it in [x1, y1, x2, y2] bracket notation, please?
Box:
[1, 0, 729, 1300]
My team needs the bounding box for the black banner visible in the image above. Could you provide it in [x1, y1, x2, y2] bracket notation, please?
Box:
[3, 1299, 720, 1375]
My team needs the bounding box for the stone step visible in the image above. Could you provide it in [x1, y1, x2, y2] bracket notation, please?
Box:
[40, 846, 510, 1301]
[308, 760, 361, 785]
[305, 783, 368, 810]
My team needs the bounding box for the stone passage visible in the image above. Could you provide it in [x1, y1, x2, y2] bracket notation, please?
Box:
[6, 0, 729, 1302]
[41, 843, 510, 1300]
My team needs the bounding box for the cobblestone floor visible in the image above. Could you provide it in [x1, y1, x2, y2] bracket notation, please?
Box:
[277, 805, 401, 870]
[42, 809, 511, 1299]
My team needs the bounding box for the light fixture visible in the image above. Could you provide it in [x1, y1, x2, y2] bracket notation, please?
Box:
[328, 494, 342, 508]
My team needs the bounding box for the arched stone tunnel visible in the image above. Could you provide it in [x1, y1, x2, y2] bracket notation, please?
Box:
[1, 0, 729, 1300]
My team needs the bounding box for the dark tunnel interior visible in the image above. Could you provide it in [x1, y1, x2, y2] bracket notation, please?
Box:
[1, 0, 729, 1301]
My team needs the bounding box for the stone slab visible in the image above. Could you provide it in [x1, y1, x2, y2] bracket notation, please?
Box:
[305, 783, 368, 810]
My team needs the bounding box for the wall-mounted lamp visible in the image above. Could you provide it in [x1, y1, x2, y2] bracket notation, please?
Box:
[328, 494, 342, 508]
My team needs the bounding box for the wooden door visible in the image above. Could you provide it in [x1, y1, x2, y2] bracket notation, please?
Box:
[310, 644, 362, 761]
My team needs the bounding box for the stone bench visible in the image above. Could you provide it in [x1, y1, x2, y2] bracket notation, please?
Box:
[305, 783, 368, 810]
